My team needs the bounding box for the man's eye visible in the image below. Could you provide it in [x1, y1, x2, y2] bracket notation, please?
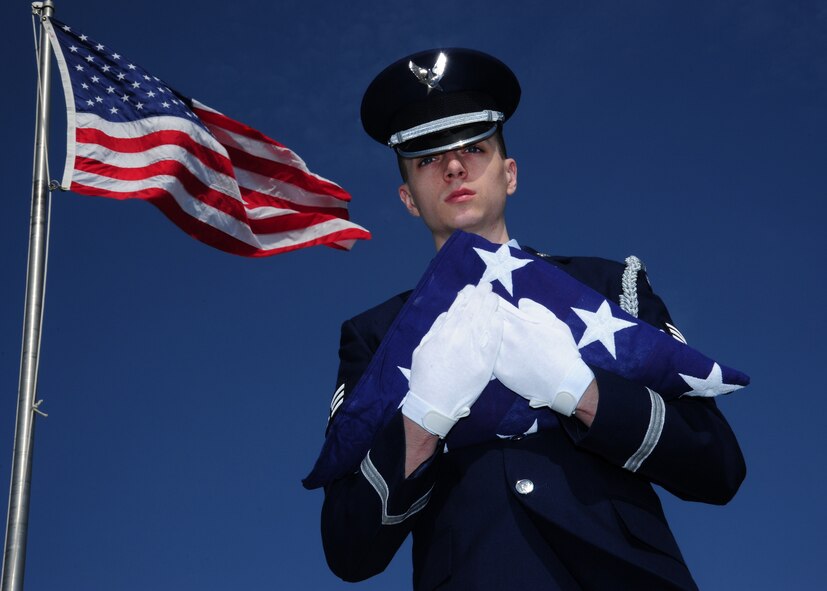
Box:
[464, 145, 483, 153]
[417, 156, 437, 167]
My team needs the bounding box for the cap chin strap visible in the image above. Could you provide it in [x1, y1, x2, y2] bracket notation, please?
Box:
[389, 110, 504, 157]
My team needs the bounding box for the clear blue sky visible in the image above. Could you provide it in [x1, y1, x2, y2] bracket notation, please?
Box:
[1, 1, 825, 589]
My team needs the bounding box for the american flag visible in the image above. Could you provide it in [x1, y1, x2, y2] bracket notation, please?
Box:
[304, 231, 749, 488]
[45, 18, 371, 256]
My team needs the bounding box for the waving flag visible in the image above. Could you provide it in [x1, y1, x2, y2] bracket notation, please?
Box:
[304, 231, 749, 488]
[45, 18, 370, 256]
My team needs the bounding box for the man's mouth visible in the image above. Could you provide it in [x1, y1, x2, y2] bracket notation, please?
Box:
[445, 188, 476, 203]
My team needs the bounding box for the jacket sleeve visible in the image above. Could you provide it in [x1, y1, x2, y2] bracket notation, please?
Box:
[321, 318, 442, 582]
[561, 267, 746, 504]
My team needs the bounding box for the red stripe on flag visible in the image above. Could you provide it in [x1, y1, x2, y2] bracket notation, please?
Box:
[192, 105, 351, 201]
[223, 144, 352, 202]
[74, 156, 248, 222]
[71, 182, 370, 256]
[76, 127, 235, 177]
[77, 127, 352, 216]
[145, 189, 264, 256]
[246, 212, 348, 235]
[240, 187, 351, 218]
[193, 105, 288, 148]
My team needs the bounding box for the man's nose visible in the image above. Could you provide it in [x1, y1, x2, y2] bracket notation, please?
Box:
[443, 152, 467, 180]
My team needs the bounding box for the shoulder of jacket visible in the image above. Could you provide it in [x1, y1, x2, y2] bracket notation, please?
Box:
[526, 248, 650, 317]
[525, 247, 628, 275]
[346, 289, 413, 330]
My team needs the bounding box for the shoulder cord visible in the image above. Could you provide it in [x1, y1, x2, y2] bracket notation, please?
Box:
[534, 250, 643, 319]
[619, 256, 643, 319]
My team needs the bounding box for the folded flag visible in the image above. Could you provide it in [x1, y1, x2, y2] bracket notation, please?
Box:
[45, 18, 371, 256]
[303, 231, 748, 488]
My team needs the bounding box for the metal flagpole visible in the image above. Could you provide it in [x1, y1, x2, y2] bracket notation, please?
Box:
[2, 2, 56, 590]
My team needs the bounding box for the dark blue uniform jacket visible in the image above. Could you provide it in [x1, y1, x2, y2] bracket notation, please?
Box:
[321, 252, 745, 590]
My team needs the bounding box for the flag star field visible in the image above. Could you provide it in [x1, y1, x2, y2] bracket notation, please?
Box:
[58, 24, 194, 124]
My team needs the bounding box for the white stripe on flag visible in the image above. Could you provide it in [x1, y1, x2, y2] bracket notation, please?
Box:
[75, 142, 242, 200]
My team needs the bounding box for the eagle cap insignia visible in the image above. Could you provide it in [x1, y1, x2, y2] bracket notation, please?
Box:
[408, 52, 447, 93]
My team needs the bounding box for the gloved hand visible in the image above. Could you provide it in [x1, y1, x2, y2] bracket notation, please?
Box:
[494, 298, 594, 416]
[402, 283, 503, 437]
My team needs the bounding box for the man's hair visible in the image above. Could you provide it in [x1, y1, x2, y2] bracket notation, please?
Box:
[396, 127, 508, 182]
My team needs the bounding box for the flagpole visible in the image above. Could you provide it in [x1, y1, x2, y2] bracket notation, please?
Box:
[2, 2, 56, 590]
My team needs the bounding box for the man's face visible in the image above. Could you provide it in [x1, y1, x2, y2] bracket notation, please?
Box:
[398, 137, 518, 250]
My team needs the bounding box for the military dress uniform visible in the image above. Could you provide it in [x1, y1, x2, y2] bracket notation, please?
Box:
[321, 252, 745, 590]
[317, 48, 745, 590]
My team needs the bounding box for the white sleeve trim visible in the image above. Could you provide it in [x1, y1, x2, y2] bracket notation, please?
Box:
[623, 388, 665, 472]
[360, 451, 433, 525]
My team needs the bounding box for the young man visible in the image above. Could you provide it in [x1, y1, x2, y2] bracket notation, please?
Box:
[320, 48, 745, 590]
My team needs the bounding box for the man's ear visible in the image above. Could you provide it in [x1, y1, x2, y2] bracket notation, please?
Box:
[399, 185, 421, 217]
[505, 158, 518, 195]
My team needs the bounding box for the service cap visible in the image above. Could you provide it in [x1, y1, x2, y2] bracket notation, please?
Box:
[361, 48, 520, 158]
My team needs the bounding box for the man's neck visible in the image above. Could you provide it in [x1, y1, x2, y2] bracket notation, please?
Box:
[433, 226, 510, 251]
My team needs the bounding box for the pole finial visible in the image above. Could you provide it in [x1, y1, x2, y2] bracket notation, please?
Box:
[31, 1, 54, 18]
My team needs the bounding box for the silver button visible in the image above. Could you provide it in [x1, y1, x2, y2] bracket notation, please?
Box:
[515, 479, 534, 495]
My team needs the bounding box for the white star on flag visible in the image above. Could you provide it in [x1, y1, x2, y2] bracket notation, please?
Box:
[679, 363, 744, 397]
[571, 300, 636, 359]
[397, 366, 412, 408]
[474, 244, 532, 295]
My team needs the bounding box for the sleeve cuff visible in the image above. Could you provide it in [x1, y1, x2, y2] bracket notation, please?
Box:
[552, 359, 595, 416]
[562, 366, 659, 467]
[401, 391, 463, 437]
[359, 411, 442, 524]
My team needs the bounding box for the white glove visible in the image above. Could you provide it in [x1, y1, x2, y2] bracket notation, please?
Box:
[494, 298, 594, 416]
[402, 283, 503, 437]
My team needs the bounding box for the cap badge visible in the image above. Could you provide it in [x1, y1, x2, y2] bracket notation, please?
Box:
[408, 52, 447, 93]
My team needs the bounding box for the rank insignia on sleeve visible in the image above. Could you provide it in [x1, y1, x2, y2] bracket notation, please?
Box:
[328, 383, 345, 423]
[665, 322, 687, 344]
